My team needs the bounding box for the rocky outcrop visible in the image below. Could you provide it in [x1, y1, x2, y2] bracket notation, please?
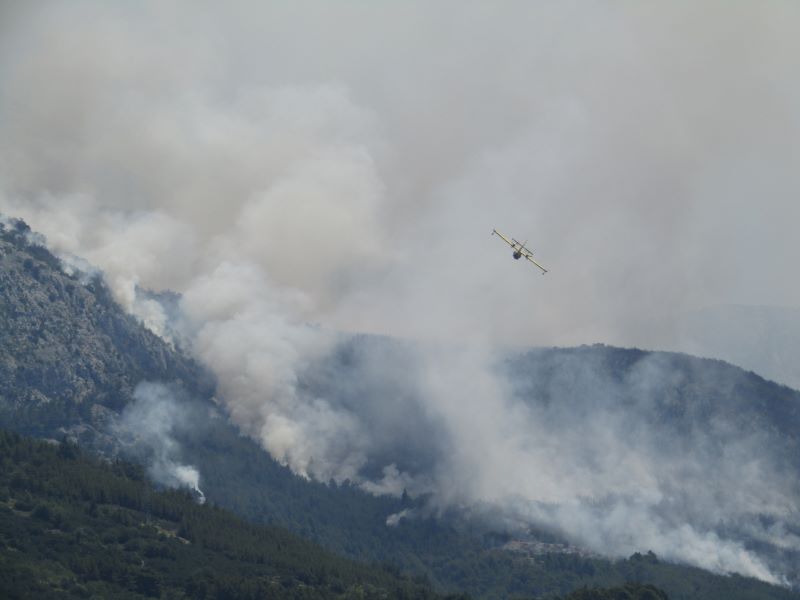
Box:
[0, 218, 214, 441]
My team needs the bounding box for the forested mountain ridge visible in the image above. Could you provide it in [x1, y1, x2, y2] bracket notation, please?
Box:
[1, 217, 798, 599]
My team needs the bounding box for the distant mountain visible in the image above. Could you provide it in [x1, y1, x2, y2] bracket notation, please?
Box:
[1, 217, 798, 600]
[652, 305, 800, 391]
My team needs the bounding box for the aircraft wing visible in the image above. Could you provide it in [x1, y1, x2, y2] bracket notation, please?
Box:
[492, 229, 515, 248]
[524, 253, 548, 274]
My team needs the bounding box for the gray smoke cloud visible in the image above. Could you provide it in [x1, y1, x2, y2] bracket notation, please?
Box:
[297, 340, 799, 584]
[115, 382, 205, 504]
[2, 0, 799, 584]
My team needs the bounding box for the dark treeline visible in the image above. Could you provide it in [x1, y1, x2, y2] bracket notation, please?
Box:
[0, 429, 456, 599]
[0, 429, 680, 600]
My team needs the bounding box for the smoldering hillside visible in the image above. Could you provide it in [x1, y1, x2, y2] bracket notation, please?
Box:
[2, 215, 799, 588]
[292, 336, 800, 585]
[2, 0, 800, 590]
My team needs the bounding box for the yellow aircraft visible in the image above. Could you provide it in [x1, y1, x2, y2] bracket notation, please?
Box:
[492, 229, 548, 274]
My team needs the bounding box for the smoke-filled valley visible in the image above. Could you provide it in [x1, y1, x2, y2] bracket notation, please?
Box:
[2, 2, 800, 598]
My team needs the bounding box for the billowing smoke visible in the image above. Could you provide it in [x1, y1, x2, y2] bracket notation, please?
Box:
[116, 382, 206, 504]
[294, 340, 800, 584]
[2, 0, 800, 585]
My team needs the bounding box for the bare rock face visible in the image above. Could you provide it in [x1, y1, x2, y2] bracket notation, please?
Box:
[0, 218, 214, 441]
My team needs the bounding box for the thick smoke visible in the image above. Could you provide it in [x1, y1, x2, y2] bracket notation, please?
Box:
[2, 0, 800, 584]
[296, 341, 800, 584]
[115, 383, 205, 504]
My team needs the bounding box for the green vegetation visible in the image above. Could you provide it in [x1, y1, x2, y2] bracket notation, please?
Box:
[558, 583, 668, 600]
[0, 429, 459, 599]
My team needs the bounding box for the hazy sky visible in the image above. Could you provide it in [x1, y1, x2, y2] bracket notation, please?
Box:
[2, 1, 799, 350]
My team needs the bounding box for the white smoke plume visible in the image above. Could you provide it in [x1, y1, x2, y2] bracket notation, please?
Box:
[2, 0, 800, 584]
[116, 382, 206, 504]
[304, 340, 797, 584]
[438, 348, 796, 585]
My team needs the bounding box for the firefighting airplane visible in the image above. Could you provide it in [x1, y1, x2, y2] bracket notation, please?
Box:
[492, 229, 548, 274]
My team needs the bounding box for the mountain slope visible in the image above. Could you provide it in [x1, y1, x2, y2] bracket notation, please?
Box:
[652, 305, 800, 390]
[0, 429, 451, 599]
[0, 218, 213, 443]
[1, 217, 798, 599]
